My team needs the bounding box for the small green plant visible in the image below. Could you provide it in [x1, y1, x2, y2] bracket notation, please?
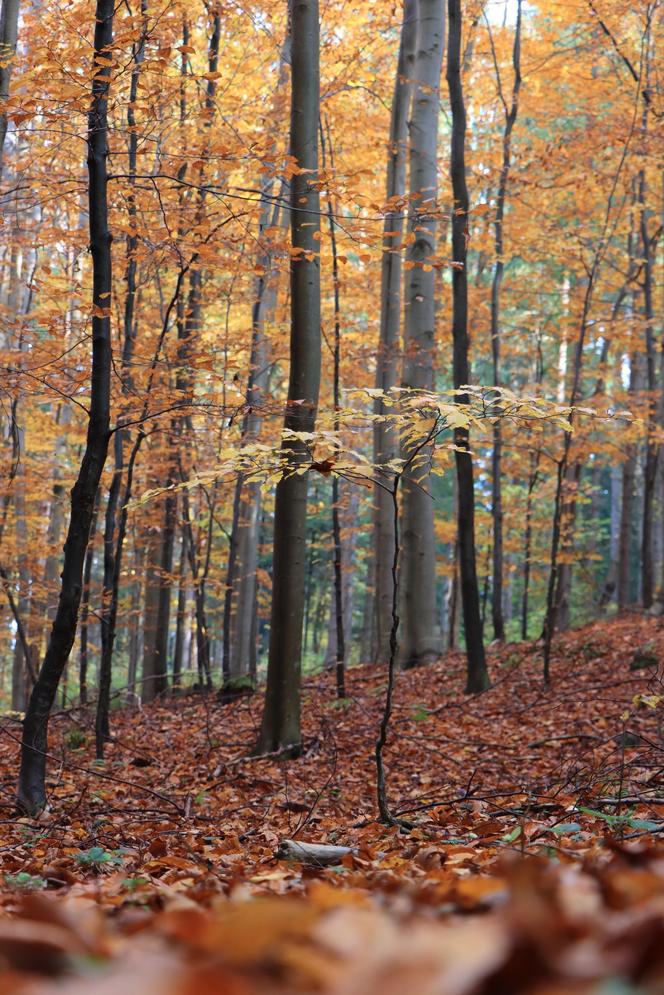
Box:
[5, 871, 47, 891]
[580, 807, 660, 833]
[66, 728, 87, 750]
[410, 705, 430, 722]
[75, 846, 125, 869]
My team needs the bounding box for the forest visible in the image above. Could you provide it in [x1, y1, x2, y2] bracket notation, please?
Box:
[0, 0, 662, 990]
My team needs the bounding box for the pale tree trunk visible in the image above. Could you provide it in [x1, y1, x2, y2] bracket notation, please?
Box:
[172, 527, 187, 687]
[0, 0, 20, 177]
[618, 352, 642, 610]
[18, 0, 113, 814]
[373, 0, 417, 664]
[78, 504, 98, 705]
[256, 0, 321, 755]
[399, 0, 444, 668]
[489, 0, 521, 641]
[447, 0, 489, 692]
[126, 538, 143, 697]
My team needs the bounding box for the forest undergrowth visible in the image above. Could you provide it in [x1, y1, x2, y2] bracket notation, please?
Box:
[0, 614, 663, 993]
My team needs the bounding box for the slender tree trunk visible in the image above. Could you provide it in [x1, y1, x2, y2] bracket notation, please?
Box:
[639, 166, 657, 608]
[256, 0, 321, 755]
[141, 503, 170, 704]
[399, 0, 445, 667]
[17, 0, 114, 814]
[78, 503, 98, 705]
[0, 0, 20, 177]
[489, 0, 521, 641]
[447, 0, 489, 692]
[373, 0, 417, 664]
[172, 527, 188, 687]
[153, 493, 176, 687]
[127, 540, 143, 697]
[96, 1, 147, 748]
[521, 453, 539, 640]
[618, 352, 641, 610]
[320, 117, 346, 697]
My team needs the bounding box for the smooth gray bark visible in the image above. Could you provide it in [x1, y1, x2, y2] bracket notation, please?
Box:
[399, 0, 444, 667]
[373, 0, 418, 664]
[0, 0, 20, 177]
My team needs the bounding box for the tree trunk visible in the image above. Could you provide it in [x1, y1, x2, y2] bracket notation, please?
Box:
[256, 0, 321, 755]
[489, 0, 521, 642]
[140, 522, 157, 699]
[639, 165, 657, 609]
[225, 196, 282, 684]
[78, 502, 98, 705]
[96, 1, 147, 749]
[618, 352, 641, 610]
[172, 527, 188, 687]
[17, 0, 114, 814]
[373, 0, 417, 664]
[446, 0, 489, 692]
[0, 0, 20, 177]
[399, 0, 445, 668]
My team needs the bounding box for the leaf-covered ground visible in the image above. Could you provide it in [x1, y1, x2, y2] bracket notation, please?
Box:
[1, 614, 664, 993]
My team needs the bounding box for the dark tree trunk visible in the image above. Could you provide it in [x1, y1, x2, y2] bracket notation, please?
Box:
[95, 1, 147, 748]
[256, 0, 321, 755]
[373, 0, 417, 664]
[489, 0, 521, 642]
[639, 166, 657, 608]
[17, 0, 114, 814]
[446, 0, 489, 693]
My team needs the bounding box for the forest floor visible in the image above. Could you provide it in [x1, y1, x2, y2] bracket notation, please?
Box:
[1, 613, 664, 993]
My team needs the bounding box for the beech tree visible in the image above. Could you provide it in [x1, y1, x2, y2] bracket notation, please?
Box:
[446, 0, 489, 693]
[17, 0, 114, 813]
[398, 0, 445, 668]
[0, 0, 19, 176]
[373, 0, 417, 664]
[488, 0, 522, 643]
[255, 0, 321, 755]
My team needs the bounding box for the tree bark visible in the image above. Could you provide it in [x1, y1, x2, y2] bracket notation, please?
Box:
[255, 0, 321, 755]
[17, 0, 114, 814]
[96, 0, 147, 747]
[446, 0, 489, 692]
[399, 0, 445, 667]
[489, 0, 521, 642]
[373, 0, 417, 664]
[639, 165, 657, 609]
[0, 0, 20, 178]
[172, 526, 188, 687]
[78, 502, 98, 705]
